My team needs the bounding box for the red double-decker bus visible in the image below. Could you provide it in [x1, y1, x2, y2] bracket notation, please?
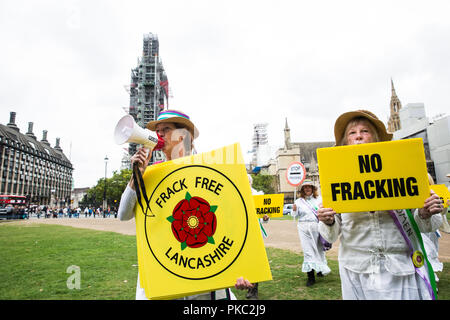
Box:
[0, 195, 27, 207]
[0, 195, 29, 220]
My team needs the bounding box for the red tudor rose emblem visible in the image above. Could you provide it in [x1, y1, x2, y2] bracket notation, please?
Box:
[167, 192, 217, 250]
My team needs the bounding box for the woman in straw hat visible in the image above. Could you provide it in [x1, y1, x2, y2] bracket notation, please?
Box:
[317, 110, 444, 300]
[118, 109, 253, 300]
[292, 179, 331, 287]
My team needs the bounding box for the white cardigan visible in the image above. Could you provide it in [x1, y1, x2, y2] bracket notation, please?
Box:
[318, 210, 442, 275]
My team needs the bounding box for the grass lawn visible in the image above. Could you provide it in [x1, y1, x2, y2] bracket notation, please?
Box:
[233, 247, 343, 300]
[0, 223, 138, 299]
[1, 222, 449, 300]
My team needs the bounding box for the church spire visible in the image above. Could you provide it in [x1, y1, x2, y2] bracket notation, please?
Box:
[388, 78, 402, 132]
[391, 77, 397, 97]
[284, 117, 291, 150]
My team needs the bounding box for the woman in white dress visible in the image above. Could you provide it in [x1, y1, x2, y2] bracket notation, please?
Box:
[317, 109, 444, 300]
[293, 179, 331, 286]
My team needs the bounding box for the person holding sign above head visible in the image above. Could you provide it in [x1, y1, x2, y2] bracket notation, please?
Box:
[292, 180, 331, 287]
[118, 109, 253, 300]
[317, 109, 444, 300]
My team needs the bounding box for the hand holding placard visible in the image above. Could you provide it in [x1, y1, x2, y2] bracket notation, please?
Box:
[317, 204, 337, 225]
[430, 184, 450, 208]
[418, 190, 445, 219]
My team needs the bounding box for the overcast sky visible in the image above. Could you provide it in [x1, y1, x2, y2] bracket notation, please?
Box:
[1, 0, 449, 188]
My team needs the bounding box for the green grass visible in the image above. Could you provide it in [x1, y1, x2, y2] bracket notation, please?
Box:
[232, 247, 342, 300]
[271, 215, 295, 221]
[1, 223, 450, 300]
[0, 223, 138, 299]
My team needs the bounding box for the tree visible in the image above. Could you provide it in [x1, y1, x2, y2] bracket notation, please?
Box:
[106, 168, 132, 207]
[251, 174, 275, 194]
[80, 169, 132, 208]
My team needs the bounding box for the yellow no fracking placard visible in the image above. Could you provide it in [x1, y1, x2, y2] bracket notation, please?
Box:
[317, 138, 429, 213]
[135, 143, 272, 299]
[253, 194, 284, 218]
[430, 184, 450, 208]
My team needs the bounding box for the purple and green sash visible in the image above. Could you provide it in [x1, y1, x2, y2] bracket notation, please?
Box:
[300, 198, 332, 251]
[259, 219, 268, 239]
[388, 209, 437, 300]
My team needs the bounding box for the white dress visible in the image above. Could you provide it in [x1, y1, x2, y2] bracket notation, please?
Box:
[318, 210, 442, 300]
[422, 230, 443, 282]
[293, 196, 331, 275]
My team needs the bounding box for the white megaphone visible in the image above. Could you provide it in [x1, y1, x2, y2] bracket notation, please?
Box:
[114, 115, 157, 150]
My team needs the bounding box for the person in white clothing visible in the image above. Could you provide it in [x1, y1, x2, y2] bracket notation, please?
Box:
[118, 109, 253, 300]
[317, 110, 444, 300]
[292, 179, 331, 286]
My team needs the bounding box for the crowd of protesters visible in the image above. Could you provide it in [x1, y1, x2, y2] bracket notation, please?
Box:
[1, 204, 118, 219]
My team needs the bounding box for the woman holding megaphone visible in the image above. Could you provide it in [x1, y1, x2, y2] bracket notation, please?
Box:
[117, 110, 253, 300]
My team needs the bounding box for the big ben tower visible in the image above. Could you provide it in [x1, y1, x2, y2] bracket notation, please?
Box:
[388, 78, 402, 132]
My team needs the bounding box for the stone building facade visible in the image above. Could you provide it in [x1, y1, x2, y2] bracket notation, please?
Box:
[264, 119, 334, 204]
[0, 112, 73, 206]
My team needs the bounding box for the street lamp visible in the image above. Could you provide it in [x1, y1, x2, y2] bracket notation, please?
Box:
[103, 155, 109, 210]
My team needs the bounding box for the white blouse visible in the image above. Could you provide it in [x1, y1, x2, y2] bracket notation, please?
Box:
[293, 196, 322, 222]
[318, 210, 442, 275]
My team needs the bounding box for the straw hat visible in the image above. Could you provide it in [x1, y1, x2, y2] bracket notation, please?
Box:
[334, 109, 393, 146]
[146, 110, 199, 139]
[300, 179, 316, 191]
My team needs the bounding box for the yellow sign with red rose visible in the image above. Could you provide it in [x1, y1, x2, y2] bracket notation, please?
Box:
[135, 143, 272, 299]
